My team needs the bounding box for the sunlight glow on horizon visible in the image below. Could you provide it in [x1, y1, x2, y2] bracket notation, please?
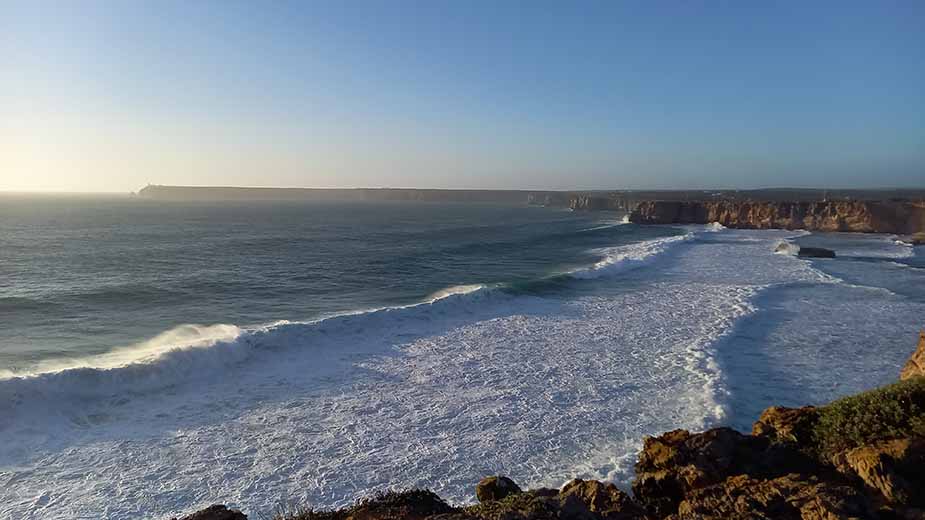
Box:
[3, 1, 924, 192]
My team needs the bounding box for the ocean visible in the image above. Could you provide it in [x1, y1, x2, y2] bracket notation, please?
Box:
[1, 195, 923, 518]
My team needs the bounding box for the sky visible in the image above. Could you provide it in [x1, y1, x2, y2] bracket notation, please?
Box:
[2, 1, 924, 192]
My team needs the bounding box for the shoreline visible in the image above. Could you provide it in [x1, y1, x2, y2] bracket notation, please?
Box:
[177, 333, 925, 520]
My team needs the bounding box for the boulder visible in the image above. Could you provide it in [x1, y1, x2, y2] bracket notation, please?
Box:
[559, 479, 646, 519]
[175, 505, 247, 520]
[797, 247, 836, 258]
[900, 331, 925, 381]
[752, 406, 819, 445]
[476, 476, 523, 503]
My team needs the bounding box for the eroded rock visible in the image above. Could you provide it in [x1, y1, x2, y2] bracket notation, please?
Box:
[671, 474, 871, 520]
[752, 406, 819, 445]
[476, 476, 523, 503]
[832, 438, 925, 507]
[560, 479, 646, 519]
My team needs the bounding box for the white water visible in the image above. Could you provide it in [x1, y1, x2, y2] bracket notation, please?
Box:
[2, 228, 923, 519]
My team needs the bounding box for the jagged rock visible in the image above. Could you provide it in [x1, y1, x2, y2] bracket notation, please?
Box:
[632, 428, 760, 517]
[752, 406, 819, 445]
[476, 476, 523, 503]
[900, 331, 925, 381]
[797, 247, 836, 258]
[175, 505, 247, 520]
[831, 438, 925, 507]
[559, 479, 647, 519]
[632, 427, 819, 518]
[670, 474, 871, 520]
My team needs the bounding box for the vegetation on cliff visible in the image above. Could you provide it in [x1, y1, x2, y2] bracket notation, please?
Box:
[812, 377, 925, 456]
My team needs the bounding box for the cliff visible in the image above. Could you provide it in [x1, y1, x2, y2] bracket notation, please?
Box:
[629, 200, 925, 234]
[176, 332, 925, 520]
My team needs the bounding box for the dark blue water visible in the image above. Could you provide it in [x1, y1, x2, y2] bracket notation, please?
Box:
[0, 195, 676, 372]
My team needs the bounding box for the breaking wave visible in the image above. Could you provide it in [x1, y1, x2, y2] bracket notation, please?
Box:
[569, 232, 694, 279]
[0, 233, 700, 419]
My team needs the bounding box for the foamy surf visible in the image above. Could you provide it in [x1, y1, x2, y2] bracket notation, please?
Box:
[3, 227, 922, 520]
[569, 232, 694, 279]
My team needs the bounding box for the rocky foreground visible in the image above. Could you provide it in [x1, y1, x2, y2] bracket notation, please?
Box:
[177, 333, 925, 520]
[628, 200, 925, 235]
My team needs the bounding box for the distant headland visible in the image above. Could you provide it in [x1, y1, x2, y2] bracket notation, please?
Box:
[138, 185, 925, 235]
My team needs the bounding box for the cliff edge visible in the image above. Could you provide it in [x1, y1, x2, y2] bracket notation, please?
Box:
[629, 200, 925, 234]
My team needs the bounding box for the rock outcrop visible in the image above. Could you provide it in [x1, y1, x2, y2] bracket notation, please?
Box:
[629, 200, 925, 234]
[900, 331, 925, 381]
[475, 476, 522, 503]
[176, 335, 925, 520]
[797, 247, 836, 258]
[175, 505, 247, 520]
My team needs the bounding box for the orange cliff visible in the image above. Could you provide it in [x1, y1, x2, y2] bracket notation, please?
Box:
[629, 200, 925, 234]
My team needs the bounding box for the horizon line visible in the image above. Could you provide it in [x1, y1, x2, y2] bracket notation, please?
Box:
[5, 184, 925, 196]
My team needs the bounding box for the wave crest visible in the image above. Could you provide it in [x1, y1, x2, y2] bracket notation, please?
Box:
[570, 233, 694, 279]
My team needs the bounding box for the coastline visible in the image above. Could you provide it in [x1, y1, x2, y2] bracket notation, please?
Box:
[178, 333, 925, 520]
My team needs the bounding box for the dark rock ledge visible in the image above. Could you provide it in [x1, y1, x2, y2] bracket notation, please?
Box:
[176, 332, 925, 520]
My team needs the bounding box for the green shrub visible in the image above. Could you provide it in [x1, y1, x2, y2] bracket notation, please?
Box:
[812, 377, 925, 456]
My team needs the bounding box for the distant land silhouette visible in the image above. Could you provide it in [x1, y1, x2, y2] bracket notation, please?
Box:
[138, 184, 925, 205]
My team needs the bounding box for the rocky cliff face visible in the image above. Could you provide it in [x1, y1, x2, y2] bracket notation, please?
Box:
[629, 200, 925, 234]
[178, 333, 925, 520]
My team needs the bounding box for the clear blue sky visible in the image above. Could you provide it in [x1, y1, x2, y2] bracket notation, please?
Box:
[2, 0, 924, 191]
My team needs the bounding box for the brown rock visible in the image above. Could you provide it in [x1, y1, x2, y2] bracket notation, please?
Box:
[752, 406, 819, 445]
[476, 476, 523, 503]
[175, 505, 247, 520]
[900, 331, 925, 381]
[559, 479, 647, 519]
[832, 438, 925, 507]
[670, 474, 871, 520]
[633, 428, 767, 517]
[632, 427, 821, 518]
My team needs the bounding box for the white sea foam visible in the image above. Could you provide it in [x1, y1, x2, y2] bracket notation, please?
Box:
[0, 288, 508, 414]
[2, 228, 923, 519]
[773, 240, 800, 256]
[0, 324, 243, 380]
[425, 284, 487, 302]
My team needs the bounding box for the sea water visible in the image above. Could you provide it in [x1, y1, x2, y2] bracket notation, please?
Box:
[1, 196, 922, 518]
